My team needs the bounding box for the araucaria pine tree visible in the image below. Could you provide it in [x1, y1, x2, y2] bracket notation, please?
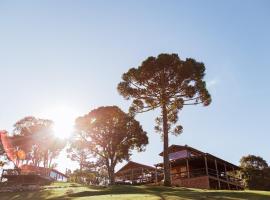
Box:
[118, 53, 211, 186]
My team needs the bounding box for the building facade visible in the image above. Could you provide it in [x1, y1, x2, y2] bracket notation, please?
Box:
[115, 145, 243, 190]
[1, 165, 68, 184]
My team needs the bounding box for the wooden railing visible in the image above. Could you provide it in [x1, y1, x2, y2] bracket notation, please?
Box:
[170, 168, 242, 185]
[2, 169, 21, 176]
[170, 168, 205, 179]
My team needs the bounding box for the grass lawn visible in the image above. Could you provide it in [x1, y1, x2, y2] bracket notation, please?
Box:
[0, 182, 270, 200]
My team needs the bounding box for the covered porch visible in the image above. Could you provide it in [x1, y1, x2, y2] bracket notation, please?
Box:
[156, 153, 243, 189]
[115, 161, 161, 185]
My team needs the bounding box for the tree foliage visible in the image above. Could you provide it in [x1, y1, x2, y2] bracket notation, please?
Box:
[0, 138, 4, 155]
[67, 138, 92, 172]
[240, 155, 270, 190]
[240, 155, 268, 170]
[75, 106, 148, 184]
[10, 116, 65, 168]
[0, 131, 8, 168]
[118, 53, 211, 186]
[68, 164, 108, 185]
[0, 133, 5, 156]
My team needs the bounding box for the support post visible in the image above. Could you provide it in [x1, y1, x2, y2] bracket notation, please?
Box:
[214, 159, 221, 189]
[121, 172, 124, 181]
[186, 159, 190, 178]
[232, 166, 240, 188]
[131, 169, 134, 184]
[155, 167, 158, 184]
[141, 167, 144, 182]
[224, 163, 230, 189]
[204, 155, 209, 176]
[169, 162, 172, 183]
[0, 169, 4, 183]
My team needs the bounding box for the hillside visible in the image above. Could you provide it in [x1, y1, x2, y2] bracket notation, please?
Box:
[0, 182, 270, 200]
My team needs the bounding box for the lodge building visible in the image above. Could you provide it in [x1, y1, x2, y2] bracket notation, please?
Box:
[0, 131, 68, 185]
[1, 165, 68, 185]
[115, 145, 243, 190]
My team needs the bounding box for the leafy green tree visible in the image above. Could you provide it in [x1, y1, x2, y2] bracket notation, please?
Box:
[68, 162, 108, 185]
[67, 138, 91, 172]
[118, 53, 211, 186]
[69, 169, 99, 185]
[240, 155, 268, 170]
[11, 116, 65, 168]
[240, 155, 270, 190]
[75, 106, 148, 185]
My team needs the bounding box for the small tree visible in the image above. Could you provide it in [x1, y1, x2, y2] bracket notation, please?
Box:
[67, 138, 92, 172]
[69, 168, 99, 185]
[75, 106, 148, 185]
[118, 53, 211, 186]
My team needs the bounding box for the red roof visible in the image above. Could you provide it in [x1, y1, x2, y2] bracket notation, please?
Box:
[20, 164, 68, 178]
[159, 144, 204, 156]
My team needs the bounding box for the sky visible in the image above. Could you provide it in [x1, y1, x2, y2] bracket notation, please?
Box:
[0, 0, 270, 173]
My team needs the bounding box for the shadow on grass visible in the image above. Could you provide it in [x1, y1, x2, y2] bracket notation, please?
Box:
[0, 190, 61, 200]
[1, 185, 270, 200]
[64, 185, 270, 200]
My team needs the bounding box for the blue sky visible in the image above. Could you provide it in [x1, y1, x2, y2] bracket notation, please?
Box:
[0, 0, 270, 172]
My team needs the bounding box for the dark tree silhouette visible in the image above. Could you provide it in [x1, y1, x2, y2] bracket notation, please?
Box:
[240, 155, 270, 190]
[0, 130, 14, 168]
[0, 133, 4, 156]
[117, 53, 211, 186]
[0, 131, 7, 167]
[240, 155, 268, 170]
[75, 106, 148, 185]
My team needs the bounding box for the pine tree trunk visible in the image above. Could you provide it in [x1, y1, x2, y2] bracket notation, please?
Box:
[162, 103, 171, 186]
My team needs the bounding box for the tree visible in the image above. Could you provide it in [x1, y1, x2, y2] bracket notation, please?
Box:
[117, 53, 211, 186]
[0, 131, 7, 168]
[11, 116, 65, 168]
[69, 168, 99, 185]
[0, 132, 5, 156]
[240, 155, 270, 190]
[240, 155, 268, 170]
[68, 163, 108, 185]
[67, 137, 92, 172]
[75, 106, 148, 185]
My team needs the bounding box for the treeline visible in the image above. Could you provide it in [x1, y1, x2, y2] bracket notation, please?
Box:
[0, 53, 269, 190]
[0, 53, 212, 186]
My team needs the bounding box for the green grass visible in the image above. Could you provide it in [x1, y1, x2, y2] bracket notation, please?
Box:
[0, 182, 270, 200]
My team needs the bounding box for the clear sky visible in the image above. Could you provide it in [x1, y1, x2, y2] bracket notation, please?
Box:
[0, 0, 270, 172]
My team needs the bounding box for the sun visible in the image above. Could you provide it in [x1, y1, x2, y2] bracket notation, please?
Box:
[39, 105, 79, 139]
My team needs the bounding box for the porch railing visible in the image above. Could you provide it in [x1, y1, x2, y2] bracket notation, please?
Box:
[170, 168, 242, 185]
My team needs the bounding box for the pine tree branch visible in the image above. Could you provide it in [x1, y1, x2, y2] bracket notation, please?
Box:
[183, 101, 203, 105]
[135, 106, 159, 113]
[78, 132, 106, 159]
[183, 96, 202, 102]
